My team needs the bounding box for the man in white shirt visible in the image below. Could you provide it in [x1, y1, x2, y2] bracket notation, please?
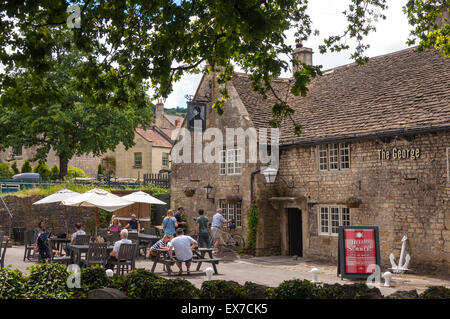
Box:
[211, 209, 232, 254]
[70, 223, 86, 244]
[106, 229, 132, 269]
[168, 228, 198, 275]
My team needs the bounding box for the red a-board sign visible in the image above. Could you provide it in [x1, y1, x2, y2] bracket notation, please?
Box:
[338, 226, 381, 280]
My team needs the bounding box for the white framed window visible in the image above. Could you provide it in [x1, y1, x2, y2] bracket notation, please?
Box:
[319, 206, 329, 234]
[317, 143, 351, 171]
[219, 148, 242, 175]
[318, 206, 351, 236]
[134, 152, 142, 168]
[220, 201, 242, 227]
[340, 142, 350, 169]
[162, 153, 169, 167]
[329, 143, 339, 170]
[318, 145, 328, 171]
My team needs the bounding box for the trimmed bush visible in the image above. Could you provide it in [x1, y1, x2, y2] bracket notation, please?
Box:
[74, 266, 111, 299]
[266, 279, 321, 299]
[320, 282, 383, 299]
[0, 268, 27, 299]
[50, 164, 60, 180]
[244, 281, 269, 299]
[419, 286, 450, 299]
[387, 290, 419, 299]
[21, 159, 32, 173]
[33, 160, 51, 180]
[26, 263, 72, 299]
[123, 269, 166, 299]
[68, 166, 87, 178]
[200, 280, 249, 299]
[97, 163, 103, 175]
[153, 278, 199, 299]
[0, 163, 13, 179]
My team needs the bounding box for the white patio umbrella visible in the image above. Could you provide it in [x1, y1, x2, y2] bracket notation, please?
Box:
[33, 189, 81, 234]
[33, 189, 81, 205]
[121, 191, 167, 205]
[121, 191, 166, 222]
[62, 188, 135, 235]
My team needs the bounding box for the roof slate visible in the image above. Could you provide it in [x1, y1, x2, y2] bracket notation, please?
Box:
[231, 47, 450, 146]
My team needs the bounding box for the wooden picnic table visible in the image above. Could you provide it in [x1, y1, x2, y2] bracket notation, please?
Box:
[150, 247, 221, 276]
[70, 244, 114, 265]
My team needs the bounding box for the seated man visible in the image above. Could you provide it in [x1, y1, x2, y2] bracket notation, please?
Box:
[168, 228, 198, 276]
[147, 234, 172, 272]
[125, 214, 141, 231]
[106, 229, 132, 269]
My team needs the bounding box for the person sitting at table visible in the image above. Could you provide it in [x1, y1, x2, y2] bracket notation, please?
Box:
[147, 234, 172, 271]
[162, 209, 178, 237]
[109, 215, 117, 228]
[65, 223, 86, 254]
[168, 228, 198, 276]
[125, 214, 141, 231]
[106, 229, 132, 270]
[109, 217, 122, 232]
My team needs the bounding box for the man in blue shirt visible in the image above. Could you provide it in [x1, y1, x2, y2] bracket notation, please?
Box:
[211, 209, 232, 254]
[125, 214, 141, 231]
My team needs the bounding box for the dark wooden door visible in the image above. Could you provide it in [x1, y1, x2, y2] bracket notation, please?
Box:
[288, 208, 302, 256]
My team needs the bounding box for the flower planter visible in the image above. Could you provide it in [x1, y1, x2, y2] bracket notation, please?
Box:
[346, 203, 361, 208]
[226, 195, 242, 204]
[184, 189, 195, 197]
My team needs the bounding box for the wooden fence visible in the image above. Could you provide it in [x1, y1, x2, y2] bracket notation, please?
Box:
[143, 172, 170, 189]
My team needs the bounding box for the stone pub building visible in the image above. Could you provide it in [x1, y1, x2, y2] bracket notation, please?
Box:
[171, 46, 450, 274]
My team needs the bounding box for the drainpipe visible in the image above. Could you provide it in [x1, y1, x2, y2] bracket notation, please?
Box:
[250, 169, 260, 204]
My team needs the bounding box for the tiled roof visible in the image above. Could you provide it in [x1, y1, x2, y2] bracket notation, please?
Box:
[231, 47, 450, 146]
[136, 128, 172, 148]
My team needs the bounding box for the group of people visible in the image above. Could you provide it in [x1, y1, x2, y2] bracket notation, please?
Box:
[161, 206, 232, 255]
[33, 207, 232, 275]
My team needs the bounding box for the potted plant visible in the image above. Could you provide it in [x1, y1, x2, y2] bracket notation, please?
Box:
[226, 194, 243, 204]
[183, 187, 196, 197]
[344, 196, 362, 208]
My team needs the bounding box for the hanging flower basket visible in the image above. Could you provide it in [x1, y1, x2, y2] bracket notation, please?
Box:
[344, 196, 362, 208]
[226, 194, 242, 204]
[183, 187, 196, 197]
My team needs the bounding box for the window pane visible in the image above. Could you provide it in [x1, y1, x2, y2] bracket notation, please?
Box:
[227, 149, 235, 174]
[228, 204, 234, 221]
[220, 150, 226, 175]
[340, 143, 350, 169]
[341, 207, 350, 226]
[134, 153, 142, 167]
[162, 153, 169, 167]
[331, 207, 339, 234]
[319, 145, 328, 171]
[329, 144, 338, 170]
[236, 202, 242, 227]
[320, 207, 329, 233]
[234, 149, 242, 174]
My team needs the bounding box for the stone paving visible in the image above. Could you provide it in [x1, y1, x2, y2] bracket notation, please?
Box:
[3, 245, 450, 296]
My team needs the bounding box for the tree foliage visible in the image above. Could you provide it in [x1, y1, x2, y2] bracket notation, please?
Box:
[0, 30, 153, 177]
[20, 160, 32, 174]
[0, 1, 448, 135]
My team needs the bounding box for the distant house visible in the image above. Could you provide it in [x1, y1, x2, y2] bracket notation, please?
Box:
[105, 100, 183, 179]
[0, 100, 184, 179]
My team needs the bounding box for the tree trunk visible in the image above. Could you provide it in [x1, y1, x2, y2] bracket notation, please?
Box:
[59, 155, 69, 179]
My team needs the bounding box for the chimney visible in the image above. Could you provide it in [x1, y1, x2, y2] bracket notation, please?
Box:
[292, 43, 313, 75]
[155, 99, 165, 128]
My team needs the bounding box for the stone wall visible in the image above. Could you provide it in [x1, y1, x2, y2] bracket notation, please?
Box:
[0, 195, 97, 236]
[257, 131, 450, 274]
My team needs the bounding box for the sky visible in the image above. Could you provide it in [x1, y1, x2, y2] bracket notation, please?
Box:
[162, 0, 414, 109]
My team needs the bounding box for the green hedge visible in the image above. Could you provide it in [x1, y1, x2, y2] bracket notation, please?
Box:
[68, 166, 87, 178]
[0, 264, 449, 299]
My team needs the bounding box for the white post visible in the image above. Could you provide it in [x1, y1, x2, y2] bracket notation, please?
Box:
[383, 272, 392, 287]
[205, 267, 214, 281]
[311, 268, 319, 283]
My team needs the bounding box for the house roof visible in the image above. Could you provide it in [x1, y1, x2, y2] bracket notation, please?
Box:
[231, 47, 450, 146]
[164, 114, 184, 127]
[136, 127, 172, 148]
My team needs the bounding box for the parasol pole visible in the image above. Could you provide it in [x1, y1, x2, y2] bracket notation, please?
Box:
[95, 207, 99, 241]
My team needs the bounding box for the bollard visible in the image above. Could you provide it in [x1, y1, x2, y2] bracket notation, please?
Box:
[383, 271, 392, 287]
[106, 269, 114, 277]
[310, 268, 319, 283]
[205, 267, 214, 281]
